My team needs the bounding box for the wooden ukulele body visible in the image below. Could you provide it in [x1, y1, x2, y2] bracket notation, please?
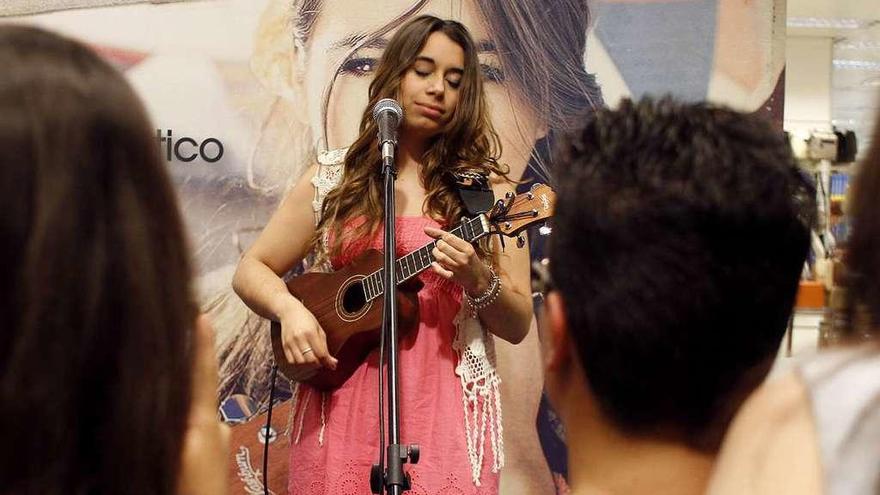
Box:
[270, 248, 422, 390]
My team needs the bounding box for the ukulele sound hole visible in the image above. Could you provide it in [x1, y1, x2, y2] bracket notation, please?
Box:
[341, 280, 367, 315]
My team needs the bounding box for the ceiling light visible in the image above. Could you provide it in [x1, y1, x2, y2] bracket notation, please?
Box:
[836, 40, 880, 50]
[787, 17, 870, 29]
[833, 59, 880, 71]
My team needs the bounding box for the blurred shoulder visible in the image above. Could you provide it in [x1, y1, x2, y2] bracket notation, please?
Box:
[706, 371, 823, 495]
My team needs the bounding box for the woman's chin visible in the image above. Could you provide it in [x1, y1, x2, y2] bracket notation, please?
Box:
[403, 120, 443, 139]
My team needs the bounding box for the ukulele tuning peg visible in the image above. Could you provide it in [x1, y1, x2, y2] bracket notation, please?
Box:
[538, 223, 552, 236]
[505, 191, 514, 200]
[490, 199, 506, 219]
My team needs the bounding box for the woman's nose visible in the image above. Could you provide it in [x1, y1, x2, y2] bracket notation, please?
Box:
[426, 75, 444, 96]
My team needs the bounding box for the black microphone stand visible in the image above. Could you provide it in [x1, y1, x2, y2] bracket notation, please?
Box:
[370, 139, 418, 495]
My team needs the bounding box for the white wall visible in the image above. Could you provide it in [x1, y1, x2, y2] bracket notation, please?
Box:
[785, 36, 834, 133]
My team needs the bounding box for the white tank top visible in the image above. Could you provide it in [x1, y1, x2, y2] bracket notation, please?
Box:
[798, 345, 880, 495]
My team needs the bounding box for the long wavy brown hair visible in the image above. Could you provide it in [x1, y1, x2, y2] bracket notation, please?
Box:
[312, 15, 508, 261]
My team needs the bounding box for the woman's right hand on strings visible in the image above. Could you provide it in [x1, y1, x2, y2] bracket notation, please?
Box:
[278, 299, 338, 381]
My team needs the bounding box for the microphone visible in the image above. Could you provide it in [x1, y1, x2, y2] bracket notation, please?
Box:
[372, 98, 403, 162]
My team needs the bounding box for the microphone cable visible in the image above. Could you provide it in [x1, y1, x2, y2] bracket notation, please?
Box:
[263, 363, 279, 495]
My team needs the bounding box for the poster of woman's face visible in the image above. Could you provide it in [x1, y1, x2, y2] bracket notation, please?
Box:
[1, 0, 786, 273]
[1, 0, 786, 492]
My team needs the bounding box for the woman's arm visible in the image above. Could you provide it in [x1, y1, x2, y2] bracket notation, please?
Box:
[427, 178, 533, 344]
[232, 164, 337, 373]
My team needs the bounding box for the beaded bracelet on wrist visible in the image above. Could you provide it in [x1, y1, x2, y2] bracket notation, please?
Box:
[465, 267, 502, 317]
[467, 270, 499, 303]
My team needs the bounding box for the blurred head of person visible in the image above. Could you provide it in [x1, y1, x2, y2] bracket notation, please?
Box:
[539, 97, 815, 489]
[704, 100, 880, 495]
[0, 25, 199, 494]
[846, 112, 880, 336]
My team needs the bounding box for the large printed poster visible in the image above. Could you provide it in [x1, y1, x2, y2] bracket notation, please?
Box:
[2, 1, 786, 493]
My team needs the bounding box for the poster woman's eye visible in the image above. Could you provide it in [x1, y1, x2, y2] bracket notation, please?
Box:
[481, 63, 505, 83]
[340, 57, 377, 77]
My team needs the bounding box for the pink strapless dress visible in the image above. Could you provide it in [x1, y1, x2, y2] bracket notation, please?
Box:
[287, 217, 500, 494]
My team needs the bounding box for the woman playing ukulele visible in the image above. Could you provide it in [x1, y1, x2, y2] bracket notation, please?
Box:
[233, 15, 532, 494]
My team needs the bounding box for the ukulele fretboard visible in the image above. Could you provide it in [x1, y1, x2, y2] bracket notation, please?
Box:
[362, 215, 489, 301]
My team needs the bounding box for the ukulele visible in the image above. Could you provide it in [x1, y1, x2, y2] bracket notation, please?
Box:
[270, 183, 555, 390]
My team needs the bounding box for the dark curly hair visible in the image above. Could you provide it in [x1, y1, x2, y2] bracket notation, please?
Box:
[548, 96, 816, 452]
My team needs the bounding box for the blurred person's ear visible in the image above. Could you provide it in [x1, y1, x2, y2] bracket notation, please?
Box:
[177, 315, 230, 495]
[252, 0, 302, 101]
[544, 292, 572, 372]
[543, 291, 576, 413]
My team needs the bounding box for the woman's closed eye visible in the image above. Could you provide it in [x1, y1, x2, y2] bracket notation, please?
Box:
[414, 67, 460, 89]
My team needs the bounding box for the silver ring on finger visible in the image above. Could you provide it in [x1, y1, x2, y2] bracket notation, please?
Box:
[301, 347, 314, 355]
